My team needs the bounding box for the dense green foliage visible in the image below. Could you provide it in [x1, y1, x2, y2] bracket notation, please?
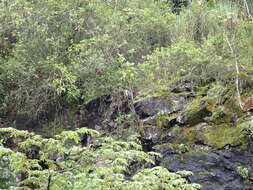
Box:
[0, 127, 201, 190]
[1, 0, 253, 120]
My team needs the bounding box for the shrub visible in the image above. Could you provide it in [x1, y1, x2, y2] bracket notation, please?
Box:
[0, 127, 201, 190]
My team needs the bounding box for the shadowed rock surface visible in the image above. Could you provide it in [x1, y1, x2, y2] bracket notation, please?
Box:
[159, 147, 253, 190]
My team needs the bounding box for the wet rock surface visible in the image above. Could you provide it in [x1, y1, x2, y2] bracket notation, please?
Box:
[134, 97, 175, 119]
[134, 95, 188, 118]
[159, 147, 253, 190]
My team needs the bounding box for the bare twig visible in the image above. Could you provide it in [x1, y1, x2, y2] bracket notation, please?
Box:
[225, 35, 244, 110]
[243, 0, 251, 16]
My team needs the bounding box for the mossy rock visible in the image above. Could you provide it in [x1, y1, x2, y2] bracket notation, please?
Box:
[206, 93, 246, 125]
[138, 123, 169, 144]
[153, 142, 175, 152]
[204, 125, 246, 149]
[156, 113, 178, 128]
[178, 123, 247, 149]
[237, 116, 253, 139]
[183, 97, 212, 126]
[223, 96, 243, 117]
[242, 93, 253, 112]
[208, 105, 235, 124]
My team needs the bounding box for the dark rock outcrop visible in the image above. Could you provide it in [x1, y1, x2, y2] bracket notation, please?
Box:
[135, 96, 187, 144]
[134, 96, 186, 120]
[159, 148, 253, 190]
[80, 93, 131, 130]
[134, 97, 175, 119]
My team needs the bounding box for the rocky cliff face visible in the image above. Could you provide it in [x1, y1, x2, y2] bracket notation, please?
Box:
[160, 148, 253, 190]
[133, 91, 253, 189]
[62, 82, 252, 189]
[4, 81, 253, 189]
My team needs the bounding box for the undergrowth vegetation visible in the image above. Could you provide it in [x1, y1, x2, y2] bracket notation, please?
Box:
[0, 0, 252, 120]
[0, 127, 201, 190]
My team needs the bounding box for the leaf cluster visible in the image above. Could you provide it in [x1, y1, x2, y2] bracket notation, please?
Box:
[0, 127, 201, 190]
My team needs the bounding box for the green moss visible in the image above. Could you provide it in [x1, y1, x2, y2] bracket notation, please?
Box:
[156, 113, 178, 128]
[241, 91, 253, 98]
[161, 93, 250, 149]
[236, 117, 253, 141]
[153, 142, 175, 151]
[208, 105, 235, 124]
[184, 97, 212, 126]
[180, 127, 198, 144]
[223, 95, 243, 117]
[178, 123, 247, 149]
[205, 125, 245, 148]
[185, 96, 202, 115]
[205, 93, 246, 125]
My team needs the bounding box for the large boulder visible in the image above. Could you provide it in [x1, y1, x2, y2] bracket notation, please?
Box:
[177, 97, 212, 126]
[134, 96, 187, 144]
[134, 97, 173, 118]
[134, 96, 186, 119]
[180, 123, 246, 149]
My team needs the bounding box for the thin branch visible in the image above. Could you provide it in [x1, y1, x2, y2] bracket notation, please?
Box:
[225, 35, 244, 110]
[239, 62, 246, 71]
[243, 0, 251, 16]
